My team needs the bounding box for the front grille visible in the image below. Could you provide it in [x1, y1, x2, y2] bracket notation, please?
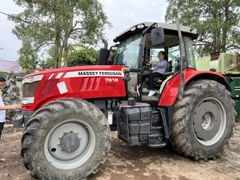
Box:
[22, 81, 40, 97]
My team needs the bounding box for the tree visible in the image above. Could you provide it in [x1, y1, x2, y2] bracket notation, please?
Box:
[18, 40, 38, 73]
[10, 0, 111, 68]
[39, 58, 55, 70]
[68, 48, 99, 66]
[0, 72, 8, 78]
[165, 0, 240, 56]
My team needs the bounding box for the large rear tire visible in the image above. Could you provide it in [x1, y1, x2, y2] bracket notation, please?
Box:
[170, 80, 236, 160]
[21, 98, 111, 180]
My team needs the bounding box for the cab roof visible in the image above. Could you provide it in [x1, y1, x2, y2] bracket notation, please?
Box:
[113, 22, 198, 43]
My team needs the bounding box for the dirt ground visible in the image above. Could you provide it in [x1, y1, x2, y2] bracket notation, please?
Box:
[0, 123, 240, 180]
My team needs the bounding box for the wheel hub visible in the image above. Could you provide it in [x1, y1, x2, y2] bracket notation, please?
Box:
[60, 132, 81, 153]
[194, 101, 221, 141]
[46, 122, 92, 161]
[202, 112, 214, 130]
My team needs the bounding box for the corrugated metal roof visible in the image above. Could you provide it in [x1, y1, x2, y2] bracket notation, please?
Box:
[0, 60, 20, 73]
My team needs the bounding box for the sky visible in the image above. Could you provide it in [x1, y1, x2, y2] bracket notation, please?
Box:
[0, 0, 168, 61]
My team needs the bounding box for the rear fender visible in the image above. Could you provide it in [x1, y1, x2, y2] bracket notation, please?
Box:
[158, 68, 230, 106]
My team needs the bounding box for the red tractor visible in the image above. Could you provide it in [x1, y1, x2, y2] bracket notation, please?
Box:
[14, 22, 236, 180]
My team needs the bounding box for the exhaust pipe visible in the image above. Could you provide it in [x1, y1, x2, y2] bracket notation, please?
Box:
[97, 38, 110, 65]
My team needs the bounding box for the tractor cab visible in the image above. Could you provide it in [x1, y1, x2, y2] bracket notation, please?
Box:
[111, 22, 198, 104]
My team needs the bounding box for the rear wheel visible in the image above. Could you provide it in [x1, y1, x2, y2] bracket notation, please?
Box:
[170, 80, 236, 160]
[21, 98, 111, 180]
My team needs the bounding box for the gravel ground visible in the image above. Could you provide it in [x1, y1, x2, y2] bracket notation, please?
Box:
[0, 122, 240, 180]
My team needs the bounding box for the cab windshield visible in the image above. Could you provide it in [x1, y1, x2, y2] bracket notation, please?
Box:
[113, 33, 141, 68]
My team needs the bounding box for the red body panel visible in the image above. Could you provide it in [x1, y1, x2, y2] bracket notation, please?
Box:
[23, 66, 226, 111]
[23, 65, 126, 111]
[158, 68, 225, 106]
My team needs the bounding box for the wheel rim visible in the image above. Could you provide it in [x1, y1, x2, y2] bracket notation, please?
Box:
[44, 119, 95, 170]
[193, 97, 226, 146]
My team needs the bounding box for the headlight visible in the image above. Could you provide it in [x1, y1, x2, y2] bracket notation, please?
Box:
[22, 97, 34, 104]
[137, 24, 145, 29]
[130, 26, 136, 31]
[22, 75, 43, 84]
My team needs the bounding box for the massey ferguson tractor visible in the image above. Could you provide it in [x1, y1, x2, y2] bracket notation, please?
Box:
[14, 22, 236, 180]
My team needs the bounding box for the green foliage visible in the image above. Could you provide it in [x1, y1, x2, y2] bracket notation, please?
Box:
[11, 0, 111, 68]
[0, 72, 8, 78]
[68, 48, 99, 66]
[39, 58, 55, 70]
[17, 41, 38, 73]
[165, 0, 240, 56]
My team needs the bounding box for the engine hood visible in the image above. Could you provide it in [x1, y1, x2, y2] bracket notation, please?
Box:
[22, 65, 127, 110]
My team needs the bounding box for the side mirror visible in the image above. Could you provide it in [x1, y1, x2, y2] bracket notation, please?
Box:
[151, 27, 164, 46]
[108, 44, 119, 65]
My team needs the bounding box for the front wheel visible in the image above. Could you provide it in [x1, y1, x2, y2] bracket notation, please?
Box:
[21, 98, 111, 180]
[170, 80, 236, 160]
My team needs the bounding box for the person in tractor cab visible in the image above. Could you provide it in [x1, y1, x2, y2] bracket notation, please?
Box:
[142, 51, 167, 96]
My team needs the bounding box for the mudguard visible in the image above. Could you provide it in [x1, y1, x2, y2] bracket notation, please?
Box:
[158, 68, 228, 106]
